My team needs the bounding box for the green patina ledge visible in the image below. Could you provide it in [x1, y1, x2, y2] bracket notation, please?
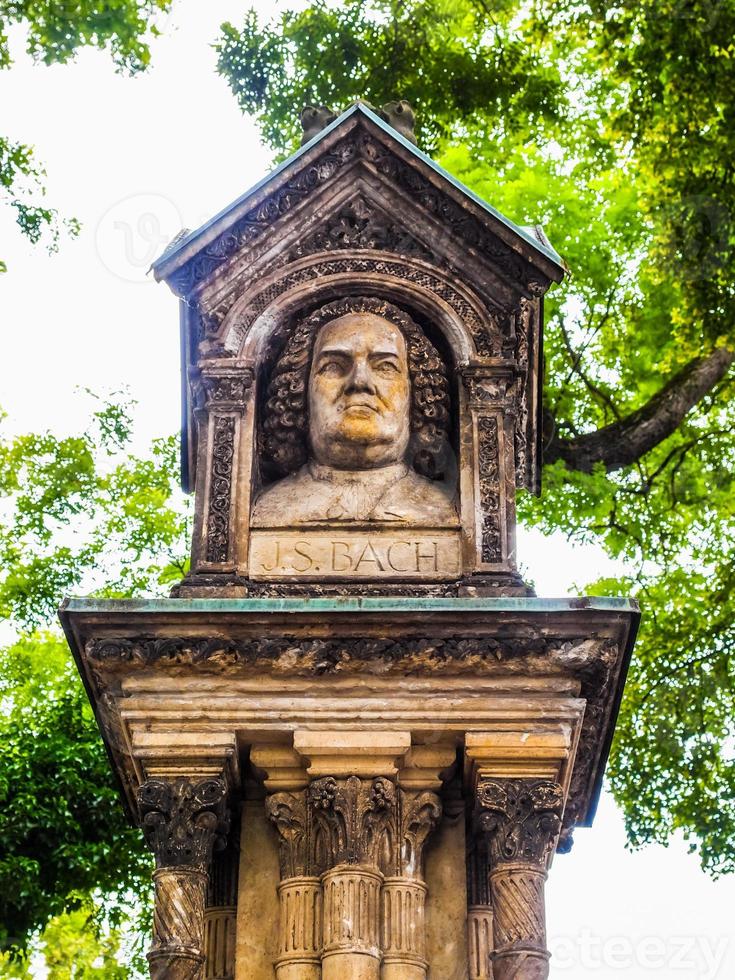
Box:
[60, 595, 639, 616]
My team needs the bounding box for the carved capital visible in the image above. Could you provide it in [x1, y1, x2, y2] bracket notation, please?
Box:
[399, 790, 442, 879]
[194, 363, 253, 412]
[471, 779, 561, 980]
[308, 775, 398, 871]
[474, 779, 563, 868]
[138, 777, 230, 872]
[462, 367, 519, 410]
[266, 791, 308, 879]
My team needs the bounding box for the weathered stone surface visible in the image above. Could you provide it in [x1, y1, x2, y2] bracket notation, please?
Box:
[61, 97, 636, 980]
[425, 808, 469, 980]
[235, 803, 279, 979]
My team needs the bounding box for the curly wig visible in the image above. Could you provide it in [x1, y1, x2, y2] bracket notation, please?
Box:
[261, 296, 451, 479]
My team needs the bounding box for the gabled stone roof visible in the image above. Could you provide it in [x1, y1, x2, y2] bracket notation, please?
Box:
[152, 102, 564, 298]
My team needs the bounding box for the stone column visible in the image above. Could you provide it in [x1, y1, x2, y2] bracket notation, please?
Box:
[466, 832, 493, 980]
[204, 831, 240, 979]
[321, 864, 383, 980]
[138, 777, 230, 980]
[266, 791, 322, 980]
[308, 776, 396, 980]
[262, 738, 447, 980]
[381, 791, 441, 980]
[474, 779, 563, 980]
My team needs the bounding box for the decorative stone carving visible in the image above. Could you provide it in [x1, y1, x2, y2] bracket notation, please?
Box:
[300, 100, 417, 147]
[289, 196, 433, 263]
[138, 778, 230, 870]
[301, 104, 337, 144]
[189, 361, 253, 571]
[223, 254, 500, 359]
[477, 416, 502, 564]
[476, 779, 562, 869]
[137, 778, 230, 980]
[266, 777, 441, 980]
[308, 775, 398, 870]
[474, 779, 563, 980]
[168, 131, 543, 301]
[206, 416, 236, 564]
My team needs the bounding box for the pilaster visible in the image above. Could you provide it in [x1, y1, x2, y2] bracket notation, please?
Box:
[189, 359, 254, 578]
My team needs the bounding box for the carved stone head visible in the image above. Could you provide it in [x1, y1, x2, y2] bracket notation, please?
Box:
[252, 297, 456, 527]
[262, 297, 450, 477]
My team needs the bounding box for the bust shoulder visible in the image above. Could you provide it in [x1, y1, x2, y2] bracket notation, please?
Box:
[251, 467, 316, 526]
[376, 469, 458, 525]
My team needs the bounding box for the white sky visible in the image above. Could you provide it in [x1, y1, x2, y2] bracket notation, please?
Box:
[1, 2, 733, 976]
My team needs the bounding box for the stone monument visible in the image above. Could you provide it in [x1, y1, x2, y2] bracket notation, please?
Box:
[61, 102, 639, 979]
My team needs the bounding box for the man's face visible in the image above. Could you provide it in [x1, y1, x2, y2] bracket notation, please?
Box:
[308, 313, 411, 469]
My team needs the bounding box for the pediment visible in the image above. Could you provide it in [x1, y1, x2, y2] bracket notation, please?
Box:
[152, 104, 564, 303]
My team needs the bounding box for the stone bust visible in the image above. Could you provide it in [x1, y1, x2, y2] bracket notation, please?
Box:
[252, 297, 458, 526]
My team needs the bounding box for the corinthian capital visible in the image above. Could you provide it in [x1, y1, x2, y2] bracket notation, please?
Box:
[475, 778, 563, 867]
[138, 777, 230, 871]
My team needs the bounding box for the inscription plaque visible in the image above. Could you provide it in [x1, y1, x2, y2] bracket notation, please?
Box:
[249, 529, 462, 580]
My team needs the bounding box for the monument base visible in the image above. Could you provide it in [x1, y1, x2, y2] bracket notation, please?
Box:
[61, 596, 638, 978]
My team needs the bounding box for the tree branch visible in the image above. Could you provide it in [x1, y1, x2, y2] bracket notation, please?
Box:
[546, 346, 735, 473]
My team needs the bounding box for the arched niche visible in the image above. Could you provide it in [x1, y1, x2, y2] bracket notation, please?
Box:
[210, 251, 502, 364]
[187, 252, 524, 592]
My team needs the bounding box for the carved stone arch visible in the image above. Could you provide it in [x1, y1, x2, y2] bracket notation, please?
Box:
[212, 251, 500, 366]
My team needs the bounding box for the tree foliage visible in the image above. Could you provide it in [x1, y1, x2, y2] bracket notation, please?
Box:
[0, 0, 171, 270]
[2, 0, 735, 964]
[0, 398, 189, 964]
[216, 0, 735, 873]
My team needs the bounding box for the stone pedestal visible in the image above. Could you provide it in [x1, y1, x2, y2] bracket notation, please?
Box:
[61, 595, 638, 979]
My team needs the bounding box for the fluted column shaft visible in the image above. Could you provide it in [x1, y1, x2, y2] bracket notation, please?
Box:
[276, 876, 322, 980]
[381, 877, 427, 980]
[321, 865, 383, 980]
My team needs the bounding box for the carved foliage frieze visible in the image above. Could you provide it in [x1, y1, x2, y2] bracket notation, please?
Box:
[138, 777, 230, 871]
[86, 633, 605, 677]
